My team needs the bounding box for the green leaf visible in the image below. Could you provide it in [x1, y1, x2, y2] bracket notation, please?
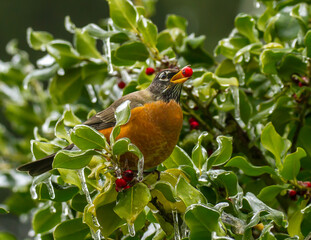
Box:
[31, 140, 61, 160]
[54, 218, 89, 240]
[192, 132, 208, 174]
[114, 183, 151, 224]
[33, 203, 62, 234]
[261, 122, 291, 168]
[96, 202, 126, 237]
[235, 13, 259, 43]
[63, 107, 81, 127]
[115, 41, 149, 62]
[111, 50, 136, 66]
[107, 0, 138, 30]
[112, 138, 131, 155]
[46, 40, 81, 68]
[275, 12, 300, 42]
[166, 14, 188, 32]
[53, 149, 100, 169]
[49, 68, 83, 105]
[23, 64, 59, 88]
[27, 28, 53, 50]
[260, 48, 286, 74]
[280, 147, 306, 180]
[184, 204, 222, 239]
[206, 136, 232, 170]
[55, 118, 71, 142]
[137, 16, 158, 49]
[74, 29, 102, 59]
[305, 30, 311, 58]
[81, 62, 108, 84]
[257, 184, 290, 203]
[71, 125, 107, 150]
[163, 145, 194, 169]
[83, 23, 116, 39]
[0, 232, 16, 240]
[176, 176, 207, 207]
[225, 156, 276, 176]
[0, 205, 8, 214]
[115, 100, 131, 126]
[157, 31, 174, 52]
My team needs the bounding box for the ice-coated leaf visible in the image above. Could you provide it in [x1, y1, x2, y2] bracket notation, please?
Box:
[176, 176, 207, 207]
[225, 156, 276, 176]
[166, 14, 188, 32]
[71, 124, 107, 150]
[235, 13, 259, 43]
[137, 16, 157, 49]
[53, 149, 100, 169]
[163, 145, 193, 169]
[280, 147, 306, 180]
[115, 41, 149, 62]
[27, 28, 53, 50]
[192, 132, 208, 173]
[206, 136, 232, 170]
[31, 140, 61, 160]
[74, 29, 102, 59]
[54, 218, 89, 240]
[115, 100, 131, 126]
[114, 183, 151, 224]
[33, 203, 62, 234]
[107, 0, 138, 30]
[261, 122, 291, 168]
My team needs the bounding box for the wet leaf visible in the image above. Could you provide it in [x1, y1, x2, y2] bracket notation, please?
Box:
[74, 29, 102, 59]
[280, 147, 306, 180]
[54, 218, 89, 240]
[27, 28, 53, 50]
[137, 16, 157, 49]
[206, 136, 232, 170]
[257, 184, 290, 203]
[115, 41, 149, 62]
[163, 145, 193, 169]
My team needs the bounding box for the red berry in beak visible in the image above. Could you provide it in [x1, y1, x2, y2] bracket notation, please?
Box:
[115, 178, 127, 188]
[182, 67, 193, 78]
[118, 81, 126, 89]
[146, 67, 155, 75]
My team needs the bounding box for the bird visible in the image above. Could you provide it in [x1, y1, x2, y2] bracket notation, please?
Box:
[18, 67, 193, 176]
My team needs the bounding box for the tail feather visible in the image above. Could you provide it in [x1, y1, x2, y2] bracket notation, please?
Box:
[17, 144, 74, 176]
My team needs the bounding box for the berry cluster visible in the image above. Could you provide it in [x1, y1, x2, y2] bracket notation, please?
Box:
[288, 181, 311, 200]
[115, 170, 135, 192]
[291, 74, 310, 87]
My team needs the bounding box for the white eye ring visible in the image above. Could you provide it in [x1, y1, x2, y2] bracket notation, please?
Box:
[159, 71, 169, 81]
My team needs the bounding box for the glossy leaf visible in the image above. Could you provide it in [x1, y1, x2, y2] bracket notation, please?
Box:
[27, 28, 53, 50]
[225, 156, 275, 176]
[107, 0, 138, 30]
[74, 29, 102, 59]
[166, 14, 188, 32]
[257, 184, 290, 203]
[54, 218, 89, 240]
[176, 176, 207, 207]
[206, 136, 232, 170]
[31, 140, 61, 160]
[115, 41, 149, 62]
[115, 100, 131, 126]
[191, 132, 208, 173]
[137, 16, 157, 48]
[71, 124, 107, 150]
[37, 182, 79, 202]
[33, 203, 62, 233]
[53, 149, 100, 169]
[114, 183, 151, 224]
[261, 122, 291, 168]
[184, 204, 222, 239]
[280, 147, 306, 180]
[163, 145, 194, 169]
[235, 13, 259, 43]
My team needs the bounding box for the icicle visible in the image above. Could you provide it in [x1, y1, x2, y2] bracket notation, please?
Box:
[104, 19, 114, 74]
[34, 234, 42, 240]
[181, 221, 189, 238]
[218, 110, 226, 127]
[172, 209, 181, 240]
[30, 181, 38, 199]
[43, 176, 55, 199]
[77, 168, 92, 204]
[229, 86, 240, 120]
[137, 156, 144, 182]
[235, 64, 245, 86]
[62, 202, 73, 219]
[86, 84, 97, 103]
[90, 229, 102, 240]
[219, 93, 226, 103]
[50, 202, 56, 213]
[127, 223, 136, 237]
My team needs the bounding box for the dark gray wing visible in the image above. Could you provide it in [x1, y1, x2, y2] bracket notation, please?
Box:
[83, 89, 154, 130]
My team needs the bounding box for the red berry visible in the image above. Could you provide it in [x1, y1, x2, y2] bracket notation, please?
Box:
[123, 185, 131, 190]
[298, 82, 303, 87]
[288, 189, 297, 197]
[188, 117, 197, 124]
[118, 81, 126, 89]
[122, 170, 134, 182]
[115, 186, 122, 192]
[182, 67, 193, 78]
[115, 178, 127, 188]
[146, 67, 155, 75]
[190, 121, 199, 130]
[303, 181, 311, 188]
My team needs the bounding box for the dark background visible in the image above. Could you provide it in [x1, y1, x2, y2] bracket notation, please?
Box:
[0, 0, 259, 62]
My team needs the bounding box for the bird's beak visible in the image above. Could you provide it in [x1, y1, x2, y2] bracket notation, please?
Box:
[170, 70, 189, 84]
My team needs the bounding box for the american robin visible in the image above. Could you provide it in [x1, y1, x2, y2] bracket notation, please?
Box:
[18, 67, 192, 176]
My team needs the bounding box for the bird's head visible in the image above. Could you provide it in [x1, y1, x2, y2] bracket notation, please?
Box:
[147, 67, 193, 103]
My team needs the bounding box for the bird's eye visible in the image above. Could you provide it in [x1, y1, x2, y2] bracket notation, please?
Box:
[159, 72, 168, 81]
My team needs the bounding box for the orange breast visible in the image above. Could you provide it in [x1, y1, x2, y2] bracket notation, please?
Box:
[99, 100, 183, 170]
